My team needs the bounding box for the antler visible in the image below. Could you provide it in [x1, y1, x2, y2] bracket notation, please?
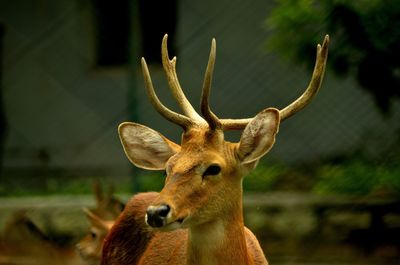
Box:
[279, 35, 329, 120]
[141, 57, 193, 128]
[141, 34, 210, 129]
[161, 35, 204, 122]
[141, 34, 329, 131]
[220, 34, 330, 130]
[200, 38, 221, 130]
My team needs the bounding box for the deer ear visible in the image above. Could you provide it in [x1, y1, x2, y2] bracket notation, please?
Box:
[237, 108, 280, 164]
[118, 122, 181, 170]
[83, 208, 109, 230]
[92, 180, 103, 204]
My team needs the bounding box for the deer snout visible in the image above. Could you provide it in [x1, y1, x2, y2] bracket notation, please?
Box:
[146, 204, 170, 228]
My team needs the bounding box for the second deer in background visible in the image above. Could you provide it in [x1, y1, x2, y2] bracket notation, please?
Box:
[77, 181, 126, 263]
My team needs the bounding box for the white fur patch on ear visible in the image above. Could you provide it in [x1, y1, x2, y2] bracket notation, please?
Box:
[118, 122, 180, 170]
[237, 108, 280, 164]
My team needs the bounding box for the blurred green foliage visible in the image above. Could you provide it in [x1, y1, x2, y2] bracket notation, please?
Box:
[243, 162, 288, 192]
[1, 144, 399, 197]
[137, 172, 165, 192]
[313, 158, 400, 196]
[0, 177, 96, 196]
[266, 0, 400, 114]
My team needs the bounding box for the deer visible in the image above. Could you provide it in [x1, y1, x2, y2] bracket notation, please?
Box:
[102, 34, 329, 265]
[76, 181, 126, 263]
[0, 211, 88, 265]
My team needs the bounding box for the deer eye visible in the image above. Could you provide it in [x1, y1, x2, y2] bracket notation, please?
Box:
[202, 164, 221, 177]
[90, 230, 97, 239]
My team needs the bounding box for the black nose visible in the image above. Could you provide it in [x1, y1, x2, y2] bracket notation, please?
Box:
[146, 204, 170, 228]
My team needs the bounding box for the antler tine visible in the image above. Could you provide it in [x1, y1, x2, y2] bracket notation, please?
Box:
[220, 118, 252, 130]
[201, 38, 221, 130]
[141, 57, 193, 129]
[161, 34, 204, 123]
[220, 34, 330, 130]
[279, 34, 329, 121]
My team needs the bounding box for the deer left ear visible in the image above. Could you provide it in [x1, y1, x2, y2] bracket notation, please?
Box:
[237, 108, 280, 164]
[118, 122, 181, 170]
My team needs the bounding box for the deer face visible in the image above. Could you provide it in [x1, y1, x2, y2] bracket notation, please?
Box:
[119, 108, 280, 230]
[119, 34, 328, 231]
[153, 129, 236, 230]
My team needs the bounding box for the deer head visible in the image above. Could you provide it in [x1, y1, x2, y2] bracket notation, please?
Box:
[119, 34, 329, 231]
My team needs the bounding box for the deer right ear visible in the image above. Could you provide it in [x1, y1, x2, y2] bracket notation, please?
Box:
[118, 122, 181, 170]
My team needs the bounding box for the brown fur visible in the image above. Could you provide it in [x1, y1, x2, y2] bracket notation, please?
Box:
[101, 192, 158, 265]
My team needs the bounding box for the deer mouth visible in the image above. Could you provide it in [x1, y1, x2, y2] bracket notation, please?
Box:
[159, 216, 187, 231]
[175, 217, 185, 224]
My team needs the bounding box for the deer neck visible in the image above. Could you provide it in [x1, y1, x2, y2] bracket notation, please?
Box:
[186, 194, 251, 265]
